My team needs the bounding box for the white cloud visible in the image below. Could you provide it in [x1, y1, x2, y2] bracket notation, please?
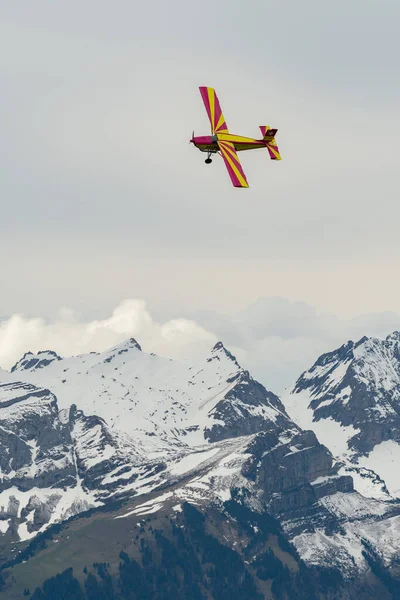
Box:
[1, 297, 400, 395]
[178, 297, 400, 393]
[0, 299, 217, 370]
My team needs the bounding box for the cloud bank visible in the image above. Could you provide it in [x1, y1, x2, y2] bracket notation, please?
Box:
[0, 299, 217, 372]
[1, 297, 400, 394]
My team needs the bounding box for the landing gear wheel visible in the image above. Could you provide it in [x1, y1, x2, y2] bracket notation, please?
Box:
[205, 158, 212, 164]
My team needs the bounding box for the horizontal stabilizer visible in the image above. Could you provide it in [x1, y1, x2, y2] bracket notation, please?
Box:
[259, 126, 281, 160]
[266, 141, 281, 160]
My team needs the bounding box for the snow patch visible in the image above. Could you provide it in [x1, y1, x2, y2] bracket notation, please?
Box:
[319, 492, 389, 520]
[282, 390, 359, 457]
[168, 448, 220, 476]
[358, 440, 400, 497]
[116, 492, 174, 519]
[0, 520, 9, 534]
[338, 465, 392, 501]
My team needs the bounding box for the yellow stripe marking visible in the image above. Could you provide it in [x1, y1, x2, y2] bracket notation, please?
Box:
[221, 144, 241, 165]
[218, 134, 258, 144]
[268, 144, 281, 159]
[208, 88, 215, 132]
[219, 143, 248, 187]
[216, 112, 227, 132]
[221, 142, 242, 165]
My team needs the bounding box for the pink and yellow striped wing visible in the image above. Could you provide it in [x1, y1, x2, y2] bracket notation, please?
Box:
[199, 87, 229, 134]
[218, 140, 249, 188]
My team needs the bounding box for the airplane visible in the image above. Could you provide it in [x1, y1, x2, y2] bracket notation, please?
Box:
[190, 86, 281, 188]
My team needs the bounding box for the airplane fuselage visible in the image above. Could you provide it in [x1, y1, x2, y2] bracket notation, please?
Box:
[190, 133, 267, 153]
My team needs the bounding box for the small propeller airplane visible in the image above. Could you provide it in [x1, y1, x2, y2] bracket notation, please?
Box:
[190, 86, 281, 188]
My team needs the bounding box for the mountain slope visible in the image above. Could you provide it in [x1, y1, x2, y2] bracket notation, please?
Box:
[11, 339, 288, 450]
[1, 497, 365, 600]
[1, 466, 398, 600]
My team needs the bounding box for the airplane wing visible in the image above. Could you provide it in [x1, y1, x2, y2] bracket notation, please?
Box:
[218, 140, 249, 188]
[199, 87, 229, 135]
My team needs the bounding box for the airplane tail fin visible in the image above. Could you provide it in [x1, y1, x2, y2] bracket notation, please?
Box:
[259, 126, 277, 139]
[259, 126, 281, 160]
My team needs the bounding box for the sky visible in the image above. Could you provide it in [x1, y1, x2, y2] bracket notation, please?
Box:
[1, 1, 400, 391]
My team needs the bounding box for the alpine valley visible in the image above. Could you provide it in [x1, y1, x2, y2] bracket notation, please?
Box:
[2, 334, 400, 599]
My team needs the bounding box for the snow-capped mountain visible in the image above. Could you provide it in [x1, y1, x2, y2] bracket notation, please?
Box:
[9, 339, 290, 450]
[4, 334, 400, 598]
[1, 340, 312, 543]
[0, 340, 355, 554]
[283, 332, 400, 498]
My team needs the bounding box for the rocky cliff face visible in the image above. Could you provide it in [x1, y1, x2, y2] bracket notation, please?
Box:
[0, 383, 96, 546]
[0, 382, 74, 492]
[243, 429, 353, 516]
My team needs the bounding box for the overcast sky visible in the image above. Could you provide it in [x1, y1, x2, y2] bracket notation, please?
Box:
[1, 1, 400, 390]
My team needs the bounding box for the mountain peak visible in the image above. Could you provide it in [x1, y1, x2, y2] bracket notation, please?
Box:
[104, 337, 142, 356]
[116, 337, 142, 352]
[11, 350, 62, 373]
[210, 341, 240, 367]
[386, 331, 400, 342]
[212, 341, 225, 352]
[354, 335, 369, 347]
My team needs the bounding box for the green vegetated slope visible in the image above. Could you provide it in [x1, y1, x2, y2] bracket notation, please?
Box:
[0, 493, 388, 600]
